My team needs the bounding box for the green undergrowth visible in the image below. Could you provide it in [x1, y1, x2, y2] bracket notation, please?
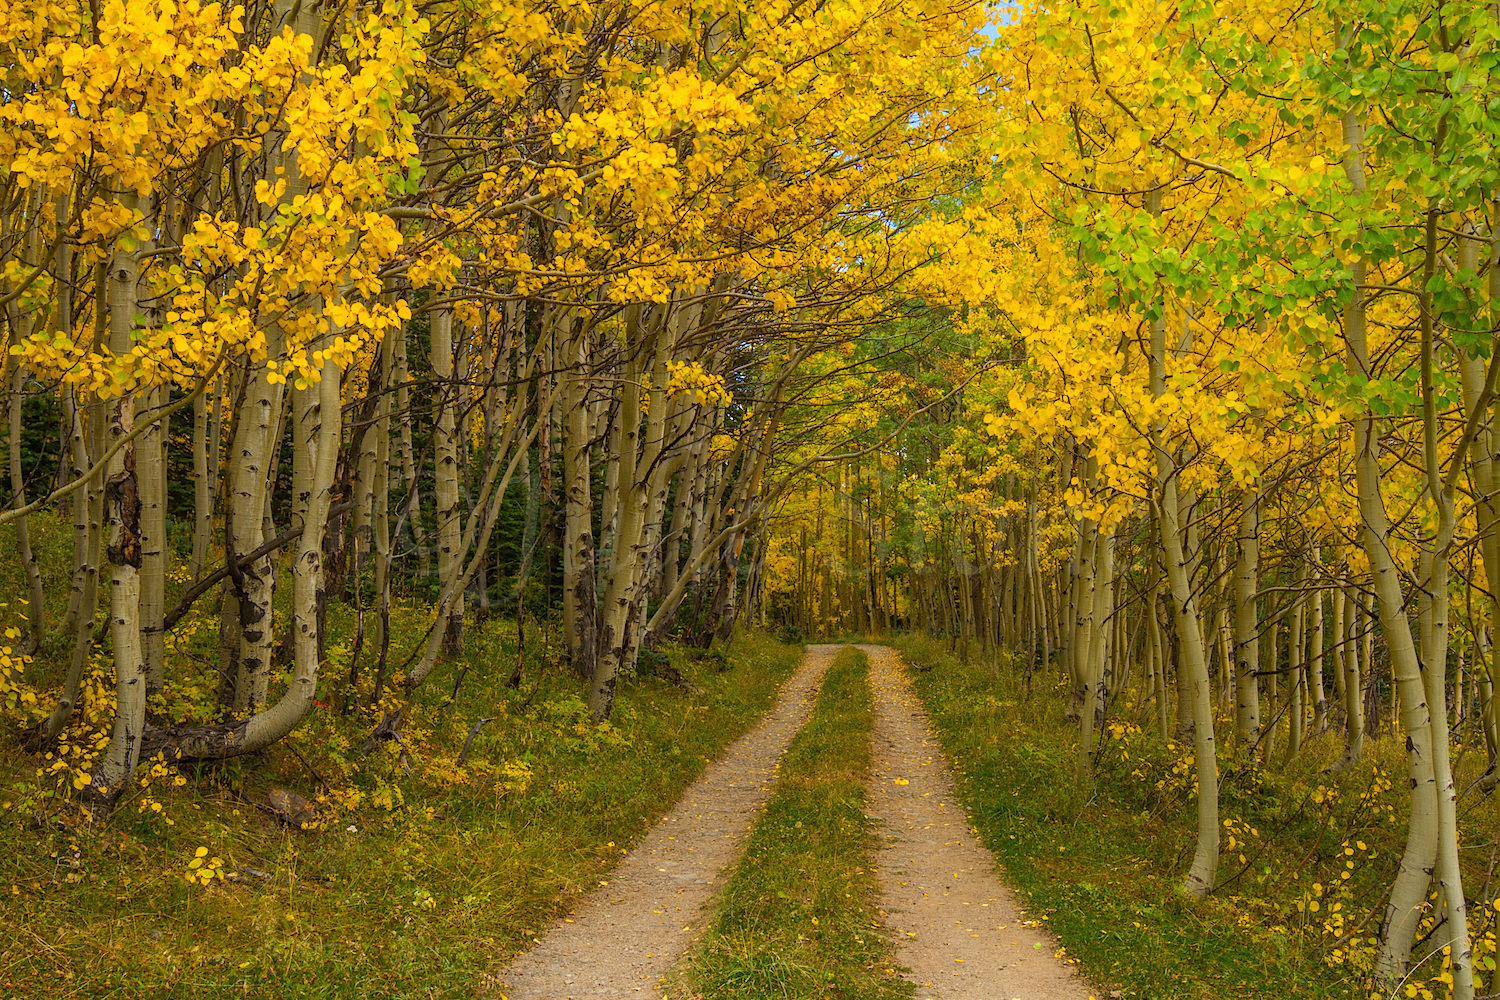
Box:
[0, 511, 806, 1000]
[886, 631, 1434, 1000]
[673, 645, 911, 1000]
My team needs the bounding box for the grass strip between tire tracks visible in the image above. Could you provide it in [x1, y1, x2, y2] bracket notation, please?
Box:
[673, 645, 914, 1000]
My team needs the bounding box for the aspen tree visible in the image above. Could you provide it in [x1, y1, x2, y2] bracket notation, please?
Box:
[430, 298, 463, 655]
[1340, 108, 1447, 984]
[1149, 278, 1221, 899]
[1309, 557, 1327, 734]
[1336, 582, 1364, 769]
[1234, 485, 1261, 744]
[88, 184, 150, 807]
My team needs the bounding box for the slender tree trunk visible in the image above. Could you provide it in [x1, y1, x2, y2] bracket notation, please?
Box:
[1077, 525, 1112, 790]
[1150, 580, 1169, 740]
[86, 189, 148, 808]
[1337, 585, 1364, 768]
[590, 310, 650, 721]
[1146, 203, 1218, 896]
[1310, 558, 1328, 733]
[393, 313, 422, 552]
[189, 375, 218, 584]
[1344, 112, 1444, 984]
[1264, 622, 1279, 757]
[139, 384, 166, 699]
[225, 359, 286, 713]
[57, 391, 86, 638]
[369, 325, 393, 708]
[1286, 554, 1307, 763]
[1234, 486, 1261, 745]
[562, 322, 598, 681]
[1071, 499, 1099, 781]
[431, 302, 464, 655]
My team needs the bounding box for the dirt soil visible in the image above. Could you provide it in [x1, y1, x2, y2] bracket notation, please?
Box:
[491, 643, 1095, 1000]
[862, 644, 1095, 1000]
[493, 645, 838, 999]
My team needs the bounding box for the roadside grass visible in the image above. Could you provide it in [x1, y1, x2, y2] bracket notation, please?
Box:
[672, 645, 913, 1000]
[0, 511, 805, 999]
[884, 632, 1442, 1000]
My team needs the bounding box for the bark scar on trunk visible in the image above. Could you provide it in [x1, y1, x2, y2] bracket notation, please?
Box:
[105, 453, 142, 569]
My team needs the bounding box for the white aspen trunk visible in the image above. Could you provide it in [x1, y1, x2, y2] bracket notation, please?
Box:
[598, 351, 624, 585]
[1137, 588, 1155, 720]
[1234, 487, 1261, 745]
[1075, 522, 1106, 788]
[684, 442, 718, 590]
[1454, 646, 1465, 732]
[129, 358, 340, 765]
[1419, 524, 1473, 998]
[1149, 580, 1169, 741]
[226, 358, 286, 713]
[1336, 583, 1364, 768]
[592, 326, 643, 718]
[1264, 623, 1279, 757]
[514, 448, 539, 599]
[350, 363, 380, 583]
[402, 365, 543, 692]
[660, 435, 702, 602]
[1331, 565, 1347, 714]
[1173, 599, 1195, 741]
[1310, 556, 1328, 733]
[1069, 479, 1098, 757]
[562, 321, 597, 680]
[1205, 550, 1225, 715]
[1286, 555, 1307, 763]
[1145, 212, 1218, 897]
[1214, 579, 1233, 718]
[208, 371, 222, 515]
[1343, 111, 1443, 984]
[591, 304, 672, 721]
[88, 187, 148, 806]
[1055, 442, 1074, 677]
[1482, 631, 1499, 774]
[1067, 515, 1091, 721]
[431, 301, 463, 655]
[473, 312, 495, 613]
[370, 325, 393, 700]
[1061, 480, 1080, 709]
[1160, 459, 1218, 898]
[280, 365, 340, 731]
[1459, 222, 1500, 781]
[629, 448, 679, 662]
[139, 383, 166, 698]
[1409, 130, 1473, 1000]
[392, 315, 423, 552]
[189, 376, 215, 583]
[58, 389, 87, 636]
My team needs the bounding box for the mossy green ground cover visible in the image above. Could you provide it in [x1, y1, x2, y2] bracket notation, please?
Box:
[886, 633, 1455, 1000]
[676, 645, 912, 1000]
[0, 513, 804, 999]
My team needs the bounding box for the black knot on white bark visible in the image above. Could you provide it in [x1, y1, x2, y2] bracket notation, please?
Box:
[105, 464, 143, 568]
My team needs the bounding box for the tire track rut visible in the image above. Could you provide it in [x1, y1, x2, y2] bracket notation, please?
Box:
[494, 644, 840, 999]
[862, 644, 1095, 1000]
